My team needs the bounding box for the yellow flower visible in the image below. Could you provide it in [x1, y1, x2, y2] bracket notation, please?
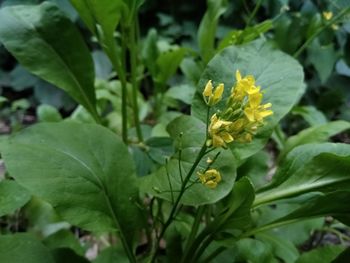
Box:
[202, 80, 224, 106]
[208, 114, 234, 148]
[197, 169, 222, 189]
[207, 69, 273, 148]
[323, 11, 333, 20]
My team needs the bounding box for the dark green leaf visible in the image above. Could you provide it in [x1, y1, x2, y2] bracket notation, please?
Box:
[0, 3, 99, 121]
[1, 122, 142, 247]
[51, 248, 89, 263]
[295, 246, 345, 263]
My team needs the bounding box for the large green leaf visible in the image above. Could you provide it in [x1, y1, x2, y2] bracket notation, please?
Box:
[279, 120, 350, 160]
[255, 143, 350, 206]
[0, 180, 31, 216]
[0, 122, 141, 248]
[192, 39, 305, 161]
[140, 115, 237, 205]
[0, 3, 99, 121]
[0, 234, 55, 263]
[295, 246, 345, 263]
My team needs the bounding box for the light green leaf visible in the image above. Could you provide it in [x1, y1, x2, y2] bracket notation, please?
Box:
[155, 48, 186, 85]
[279, 120, 350, 160]
[291, 105, 327, 126]
[198, 0, 228, 63]
[192, 39, 305, 162]
[165, 84, 196, 105]
[234, 238, 277, 263]
[0, 122, 142, 249]
[0, 180, 31, 216]
[37, 104, 63, 122]
[0, 234, 55, 263]
[0, 2, 99, 121]
[140, 115, 237, 205]
[255, 143, 350, 206]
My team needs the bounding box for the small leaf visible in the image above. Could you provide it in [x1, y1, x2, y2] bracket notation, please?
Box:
[0, 3, 99, 121]
[36, 104, 63, 122]
[291, 105, 328, 126]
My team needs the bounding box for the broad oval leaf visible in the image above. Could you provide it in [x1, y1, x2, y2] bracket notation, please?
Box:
[140, 115, 237, 205]
[0, 3, 99, 121]
[255, 143, 350, 206]
[192, 39, 305, 161]
[0, 122, 141, 247]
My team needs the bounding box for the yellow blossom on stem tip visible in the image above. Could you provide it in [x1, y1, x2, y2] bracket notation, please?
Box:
[207, 69, 273, 148]
[197, 169, 221, 189]
[323, 11, 333, 20]
[202, 80, 224, 106]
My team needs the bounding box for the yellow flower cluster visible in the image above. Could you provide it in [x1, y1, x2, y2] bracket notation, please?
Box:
[204, 70, 273, 148]
[197, 169, 221, 189]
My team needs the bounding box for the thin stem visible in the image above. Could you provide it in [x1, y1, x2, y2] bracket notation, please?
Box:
[192, 234, 215, 262]
[149, 143, 208, 262]
[245, 0, 263, 27]
[165, 159, 174, 204]
[293, 7, 350, 58]
[129, 17, 144, 142]
[184, 206, 206, 255]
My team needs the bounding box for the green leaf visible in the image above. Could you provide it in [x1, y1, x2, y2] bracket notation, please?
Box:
[273, 191, 350, 225]
[308, 41, 337, 83]
[256, 233, 299, 263]
[165, 84, 196, 105]
[192, 39, 305, 161]
[0, 122, 142, 249]
[255, 143, 350, 206]
[0, 180, 31, 216]
[69, 0, 123, 39]
[37, 104, 63, 122]
[142, 28, 159, 77]
[332, 247, 350, 263]
[0, 2, 99, 121]
[234, 238, 277, 263]
[0, 234, 55, 263]
[295, 246, 345, 263]
[155, 48, 186, 85]
[279, 120, 350, 160]
[291, 106, 327, 126]
[218, 177, 255, 231]
[198, 0, 228, 63]
[140, 115, 237, 205]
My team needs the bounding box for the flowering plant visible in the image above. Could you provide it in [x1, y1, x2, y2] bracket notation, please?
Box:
[0, 1, 350, 263]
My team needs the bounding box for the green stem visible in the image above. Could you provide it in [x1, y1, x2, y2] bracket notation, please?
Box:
[101, 36, 128, 143]
[149, 143, 208, 262]
[293, 7, 350, 58]
[183, 206, 206, 256]
[245, 0, 263, 27]
[128, 17, 144, 142]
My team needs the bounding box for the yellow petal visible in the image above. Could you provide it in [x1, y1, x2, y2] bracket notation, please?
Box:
[249, 92, 262, 107]
[205, 180, 217, 188]
[323, 11, 333, 20]
[244, 107, 255, 122]
[259, 110, 273, 118]
[203, 80, 213, 97]
[212, 135, 225, 147]
[262, 102, 272, 109]
[213, 83, 224, 100]
[221, 132, 234, 143]
[235, 70, 242, 81]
